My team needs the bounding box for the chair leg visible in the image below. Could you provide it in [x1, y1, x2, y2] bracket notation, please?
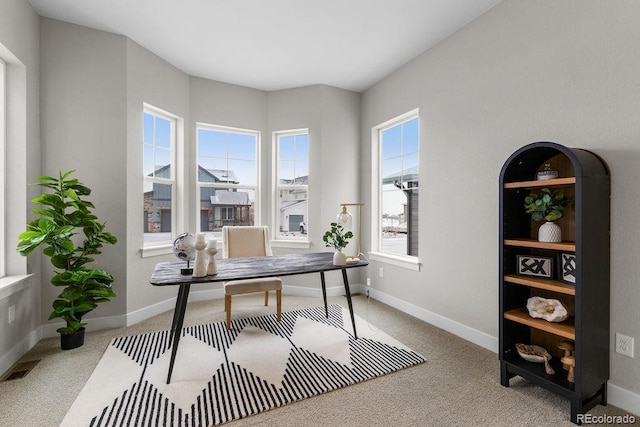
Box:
[276, 289, 282, 322]
[225, 294, 232, 330]
[264, 290, 269, 306]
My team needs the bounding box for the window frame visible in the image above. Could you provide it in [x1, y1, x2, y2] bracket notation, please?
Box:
[370, 109, 421, 271]
[142, 105, 179, 249]
[196, 123, 261, 237]
[272, 129, 310, 243]
[0, 58, 6, 278]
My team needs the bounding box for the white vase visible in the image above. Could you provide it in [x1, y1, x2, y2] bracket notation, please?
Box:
[538, 221, 562, 242]
[333, 250, 346, 266]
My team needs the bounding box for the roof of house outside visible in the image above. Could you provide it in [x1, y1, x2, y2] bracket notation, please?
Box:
[211, 190, 250, 206]
[279, 175, 308, 185]
[382, 166, 419, 185]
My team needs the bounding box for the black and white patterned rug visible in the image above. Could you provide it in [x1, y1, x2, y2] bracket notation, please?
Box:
[62, 304, 425, 426]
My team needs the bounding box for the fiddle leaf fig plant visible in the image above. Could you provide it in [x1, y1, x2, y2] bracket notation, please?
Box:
[17, 171, 117, 335]
[322, 222, 353, 250]
[524, 187, 573, 222]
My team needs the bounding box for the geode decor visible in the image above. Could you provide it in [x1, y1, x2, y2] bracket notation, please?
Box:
[526, 296, 569, 322]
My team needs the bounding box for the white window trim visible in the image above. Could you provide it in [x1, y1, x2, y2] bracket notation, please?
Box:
[0, 46, 30, 288]
[196, 123, 261, 232]
[370, 108, 420, 270]
[272, 129, 310, 245]
[142, 104, 182, 253]
[0, 58, 6, 278]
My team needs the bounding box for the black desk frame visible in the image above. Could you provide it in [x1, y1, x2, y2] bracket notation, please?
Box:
[150, 252, 368, 384]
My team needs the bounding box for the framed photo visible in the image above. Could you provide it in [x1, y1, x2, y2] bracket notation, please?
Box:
[560, 252, 576, 284]
[517, 255, 553, 278]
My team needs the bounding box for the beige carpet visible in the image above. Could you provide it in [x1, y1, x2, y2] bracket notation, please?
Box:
[60, 304, 424, 426]
[0, 294, 635, 426]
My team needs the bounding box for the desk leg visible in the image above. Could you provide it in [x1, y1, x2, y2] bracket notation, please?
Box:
[166, 283, 191, 384]
[341, 269, 358, 339]
[320, 271, 328, 318]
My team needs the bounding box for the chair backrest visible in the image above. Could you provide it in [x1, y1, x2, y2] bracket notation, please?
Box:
[222, 226, 273, 259]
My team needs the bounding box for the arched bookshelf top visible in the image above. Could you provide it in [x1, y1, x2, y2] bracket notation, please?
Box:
[500, 141, 608, 185]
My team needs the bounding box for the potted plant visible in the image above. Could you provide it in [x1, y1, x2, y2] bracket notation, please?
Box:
[322, 222, 353, 265]
[523, 187, 573, 242]
[17, 171, 117, 350]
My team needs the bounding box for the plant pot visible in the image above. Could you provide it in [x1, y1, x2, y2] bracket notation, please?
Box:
[60, 327, 85, 350]
[333, 250, 346, 266]
[538, 221, 562, 242]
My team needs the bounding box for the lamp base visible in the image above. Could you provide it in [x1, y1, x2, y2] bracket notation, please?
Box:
[180, 268, 193, 275]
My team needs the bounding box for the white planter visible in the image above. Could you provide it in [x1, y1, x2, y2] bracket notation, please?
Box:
[333, 250, 346, 266]
[538, 221, 562, 242]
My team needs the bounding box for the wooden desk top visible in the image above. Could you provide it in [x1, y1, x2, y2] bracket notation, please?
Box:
[150, 252, 368, 286]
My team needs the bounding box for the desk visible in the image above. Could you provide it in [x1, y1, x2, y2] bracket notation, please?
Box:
[150, 252, 368, 383]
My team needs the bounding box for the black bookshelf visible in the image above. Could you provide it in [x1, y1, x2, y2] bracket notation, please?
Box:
[499, 142, 610, 424]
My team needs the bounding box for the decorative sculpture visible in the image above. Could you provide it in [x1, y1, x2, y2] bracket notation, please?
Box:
[526, 296, 568, 322]
[206, 239, 218, 275]
[561, 355, 576, 383]
[192, 233, 207, 277]
[558, 340, 575, 371]
[516, 343, 555, 375]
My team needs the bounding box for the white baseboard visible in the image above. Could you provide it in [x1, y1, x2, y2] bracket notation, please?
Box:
[41, 313, 129, 338]
[124, 284, 344, 326]
[364, 285, 498, 352]
[363, 285, 640, 417]
[0, 327, 42, 377]
[5, 282, 638, 417]
[607, 383, 640, 417]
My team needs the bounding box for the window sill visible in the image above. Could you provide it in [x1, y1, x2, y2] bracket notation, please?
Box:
[0, 274, 33, 300]
[368, 252, 421, 271]
[141, 244, 173, 258]
[270, 240, 311, 250]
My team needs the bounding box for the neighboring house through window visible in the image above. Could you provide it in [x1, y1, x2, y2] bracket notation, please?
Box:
[372, 110, 419, 261]
[274, 130, 309, 240]
[143, 106, 178, 247]
[197, 124, 259, 239]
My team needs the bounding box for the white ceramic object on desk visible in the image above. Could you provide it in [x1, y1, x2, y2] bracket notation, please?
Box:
[192, 233, 207, 277]
[333, 250, 346, 266]
[206, 240, 218, 275]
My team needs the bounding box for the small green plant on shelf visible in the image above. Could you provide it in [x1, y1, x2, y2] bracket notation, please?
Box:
[322, 222, 353, 250]
[524, 187, 573, 222]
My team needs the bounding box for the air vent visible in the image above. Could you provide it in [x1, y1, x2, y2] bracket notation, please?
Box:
[2, 360, 40, 381]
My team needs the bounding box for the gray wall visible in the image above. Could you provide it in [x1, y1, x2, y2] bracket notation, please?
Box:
[40, 19, 128, 324]
[0, 0, 41, 374]
[126, 39, 191, 313]
[4, 0, 639, 412]
[361, 0, 640, 398]
[35, 18, 363, 325]
[267, 85, 361, 288]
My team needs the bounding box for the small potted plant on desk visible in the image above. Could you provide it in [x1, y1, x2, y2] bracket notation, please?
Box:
[322, 222, 353, 266]
[524, 187, 573, 242]
[17, 171, 117, 350]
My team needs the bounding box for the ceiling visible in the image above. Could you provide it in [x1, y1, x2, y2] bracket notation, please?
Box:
[29, 0, 500, 92]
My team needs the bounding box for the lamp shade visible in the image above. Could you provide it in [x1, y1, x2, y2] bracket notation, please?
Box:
[337, 205, 353, 230]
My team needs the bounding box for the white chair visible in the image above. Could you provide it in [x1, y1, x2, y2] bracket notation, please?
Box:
[222, 226, 282, 330]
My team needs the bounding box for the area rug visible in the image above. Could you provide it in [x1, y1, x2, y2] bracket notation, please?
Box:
[61, 304, 425, 426]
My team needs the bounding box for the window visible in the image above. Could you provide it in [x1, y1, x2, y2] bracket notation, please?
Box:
[197, 124, 259, 239]
[0, 58, 6, 277]
[372, 110, 419, 262]
[143, 106, 177, 247]
[274, 130, 309, 240]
